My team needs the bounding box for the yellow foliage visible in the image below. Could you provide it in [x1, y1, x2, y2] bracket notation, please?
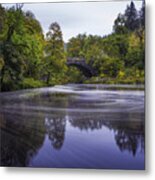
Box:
[118, 71, 125, 78]
[129, 33, 140, 48]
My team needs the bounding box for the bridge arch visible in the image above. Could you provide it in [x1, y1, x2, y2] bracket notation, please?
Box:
[66, 58, 96, 78]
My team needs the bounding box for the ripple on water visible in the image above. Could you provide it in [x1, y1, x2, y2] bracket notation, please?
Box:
[0, 84, 145, 169]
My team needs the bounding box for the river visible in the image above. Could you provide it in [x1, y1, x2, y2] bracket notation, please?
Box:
[0, 84, 145, 169]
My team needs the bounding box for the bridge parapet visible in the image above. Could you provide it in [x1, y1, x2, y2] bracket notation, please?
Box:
[67, 57, 85, 63]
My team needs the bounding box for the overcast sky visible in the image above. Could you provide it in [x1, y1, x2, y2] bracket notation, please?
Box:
[3, 1, 142, 42]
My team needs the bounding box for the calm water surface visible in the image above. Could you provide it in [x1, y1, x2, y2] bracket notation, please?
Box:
[0, 84, 145, 169]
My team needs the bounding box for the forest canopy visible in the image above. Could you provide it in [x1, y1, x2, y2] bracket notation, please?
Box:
[0, 1, 145, 91]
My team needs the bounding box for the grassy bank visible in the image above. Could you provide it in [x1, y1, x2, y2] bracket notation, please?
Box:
[84, 77, 145, 85]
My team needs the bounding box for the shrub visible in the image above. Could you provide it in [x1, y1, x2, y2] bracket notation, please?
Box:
[21, 78, 44, 89]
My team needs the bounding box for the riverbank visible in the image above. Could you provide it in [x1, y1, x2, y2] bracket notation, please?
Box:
[84, 76, 145, 85]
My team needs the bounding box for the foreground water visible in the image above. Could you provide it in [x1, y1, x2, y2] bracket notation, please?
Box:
[0, 84, 145, 169]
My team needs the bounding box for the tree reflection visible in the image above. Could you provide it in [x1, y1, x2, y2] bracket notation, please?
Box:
[112, 114, 145, 156]
[45, 115, 66, 150]
[0, 90, 69, 166]
[69, 112, 144, 156]
[0, 112, 46, 167]
[0, 87, 145, 168]
[114, 130, 143, 156]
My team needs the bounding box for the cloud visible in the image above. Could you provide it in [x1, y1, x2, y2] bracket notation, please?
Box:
[3, 1, 142, 42]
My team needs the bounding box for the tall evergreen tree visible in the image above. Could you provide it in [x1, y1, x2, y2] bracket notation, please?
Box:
[113, 13, 127, 34]
[139, 0, 145, 28]
[124, 1, 139, 31]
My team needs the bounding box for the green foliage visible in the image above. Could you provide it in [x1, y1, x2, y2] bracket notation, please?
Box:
[102, 34, 129, 59]
[21, 78, 44, 89]
[98, 56, 123, 77]
[67, 0, 145, 84]
[113, 1, 144, 34]
[0, 5, 44, 91]
[44, 22, 67, 86]
[124, 1, 139, 31]
[67, 33, 125, 78]
[66, 66, 85, 83]
[0, 57, 4, 70]
[113, 13, 128, 34]
[67, 34, 87, 58]
[139, 0, 145, 28]
[0, 1, 145, 92]
[0, 6, 26, 91]
[0, 5, 7, 39]
[125, 31, 145, 69]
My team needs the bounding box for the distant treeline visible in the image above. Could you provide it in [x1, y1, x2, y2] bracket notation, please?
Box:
[0, 1, 145, 91]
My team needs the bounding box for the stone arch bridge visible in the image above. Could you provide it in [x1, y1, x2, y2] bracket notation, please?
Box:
[66, 57, 96, 78]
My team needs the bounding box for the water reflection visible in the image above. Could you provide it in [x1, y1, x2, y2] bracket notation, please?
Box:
[69, 112, 144, 156]
[0, 112, 46, 166]
[0, 112, 144, 167]
[45, 116, 66, 150]
[43, 111, 145, 157]
[0, 84, 145, 168]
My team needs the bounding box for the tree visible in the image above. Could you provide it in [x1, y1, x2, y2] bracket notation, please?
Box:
[0, 5, 26, 91]
[102, 33, 129, 63]
[124, 1, 139, 31]
[67, 34, 87, 58]
[113, 13, 128, 34]
[22, 11, 44, 79]
[113, 1, 141, 34]
[0, 1, 145, 90]
[139, 0, 145, 28]
[0, 5, 45, 91]
[44, 22, 67, 85]
[0, 5, 6, 37]
[0, 5, 6, 90]
[125, 32, 144, 70]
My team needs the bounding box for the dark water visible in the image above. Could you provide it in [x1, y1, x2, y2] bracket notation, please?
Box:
[0, 84, 145, 169]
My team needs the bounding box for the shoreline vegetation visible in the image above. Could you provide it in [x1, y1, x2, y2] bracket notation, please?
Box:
[84, 76, 144, 85]
[0, 1, 145, 92]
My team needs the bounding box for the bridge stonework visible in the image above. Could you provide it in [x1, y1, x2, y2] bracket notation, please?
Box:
[66, 57, 96, 78]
